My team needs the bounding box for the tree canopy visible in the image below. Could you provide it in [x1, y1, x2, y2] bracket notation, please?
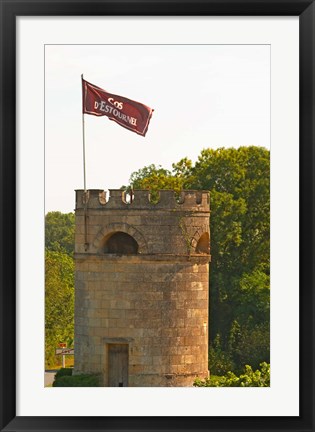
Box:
[45, 211, 75, 256]
[44, 146, 270, 373]
[125, 146, 270, 372]
[45, 249, 74, 368]
[45, 212, 75, 367]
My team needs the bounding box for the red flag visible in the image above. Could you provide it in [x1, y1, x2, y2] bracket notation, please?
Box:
[82, 78, 154, 137]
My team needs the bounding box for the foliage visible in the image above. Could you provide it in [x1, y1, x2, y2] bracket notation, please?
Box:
[45, 146, 270, 378]
[53, 373, 101, 387]
[208, 334, 235, 375]
[194, 362, 270, 387]
[126, 146, 270, 372]
[45, 211, 75, 256]
[124, 160, 195, 203]
[230, 322, 270, 373]
[55, 367, 73, 379]
[45, 249, 74, 368]
[190, 147, 270, 348]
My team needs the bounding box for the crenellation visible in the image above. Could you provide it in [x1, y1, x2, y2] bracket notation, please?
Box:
[130, 189, 152, 207]
[75, 188, 210, 211]
[155, 190, 177, 208]
[88, 189, 106, 208]
[106, 189, 127, 208]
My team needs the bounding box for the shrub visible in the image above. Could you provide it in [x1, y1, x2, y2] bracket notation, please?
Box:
[55, 367, 73, 380]
[194, 362, 270, 387]
[209, 334, 235, 375]
[53, 373, 101, 387]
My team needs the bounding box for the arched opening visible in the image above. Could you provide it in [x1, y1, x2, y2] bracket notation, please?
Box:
[104, 232, 138, 255]
[196, 232, 210, 254]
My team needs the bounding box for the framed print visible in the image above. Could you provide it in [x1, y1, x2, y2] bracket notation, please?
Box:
[0, 0, 314, 431]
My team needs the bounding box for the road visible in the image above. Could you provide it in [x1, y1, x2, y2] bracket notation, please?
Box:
[45, 370, 57, 387]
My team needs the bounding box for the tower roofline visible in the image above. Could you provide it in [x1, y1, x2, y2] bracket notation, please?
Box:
[75, 189, 210, 211]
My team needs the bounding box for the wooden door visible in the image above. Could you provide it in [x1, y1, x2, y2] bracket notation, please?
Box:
[108, 344, 129, 387]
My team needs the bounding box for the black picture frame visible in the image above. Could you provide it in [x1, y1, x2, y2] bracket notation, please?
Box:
[0, 1, 314, 431]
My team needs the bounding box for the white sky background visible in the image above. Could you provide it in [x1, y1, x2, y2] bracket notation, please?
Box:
[45, 44, 270, 213]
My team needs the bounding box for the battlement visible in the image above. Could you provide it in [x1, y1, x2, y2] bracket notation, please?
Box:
[75, 189, 210, 211]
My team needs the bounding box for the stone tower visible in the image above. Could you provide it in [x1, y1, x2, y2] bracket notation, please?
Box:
[74, 189, 210, 386]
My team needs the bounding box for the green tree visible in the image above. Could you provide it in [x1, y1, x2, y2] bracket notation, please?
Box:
[126, 146, 270, 372]
[45, 211, 75, 256]
[189, 147, 270, 359]
[172, 157, 196, 187]
[123, 161, 194, 202]
[191, 146, 270, 272]
[45, 249, 74, 368]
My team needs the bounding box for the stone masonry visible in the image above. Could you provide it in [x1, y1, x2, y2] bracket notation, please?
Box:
[74, 189, 210, 386]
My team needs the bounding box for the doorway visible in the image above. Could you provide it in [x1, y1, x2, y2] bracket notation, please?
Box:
[108, 344, 129, 387]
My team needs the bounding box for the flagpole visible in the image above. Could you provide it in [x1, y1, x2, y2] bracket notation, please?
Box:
[82, 113, 87, 192]
[81, 74, 87, 192]
[81, 74, 89, 250]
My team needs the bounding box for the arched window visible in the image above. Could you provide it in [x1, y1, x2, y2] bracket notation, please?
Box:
[104, 232, 138, 255]
[196, 232, 210, 254]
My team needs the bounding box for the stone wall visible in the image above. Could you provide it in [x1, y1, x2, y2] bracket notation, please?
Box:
[74, 189, 210, 386]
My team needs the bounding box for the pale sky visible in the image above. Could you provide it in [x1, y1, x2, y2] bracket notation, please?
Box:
[45, 44, 270, 213]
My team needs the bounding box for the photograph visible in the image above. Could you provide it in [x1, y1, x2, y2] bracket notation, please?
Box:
[45, 44, 270, 388]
